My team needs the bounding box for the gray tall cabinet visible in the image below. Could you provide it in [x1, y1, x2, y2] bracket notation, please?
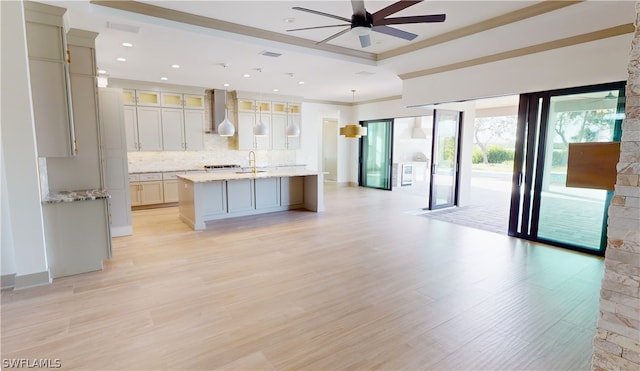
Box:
[25, 1, 112, 279]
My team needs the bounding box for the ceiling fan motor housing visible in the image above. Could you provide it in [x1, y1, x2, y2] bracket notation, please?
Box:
[351, 12, 373, 30]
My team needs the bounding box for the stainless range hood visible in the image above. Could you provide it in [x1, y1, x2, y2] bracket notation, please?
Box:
[205, 89, 226, 133]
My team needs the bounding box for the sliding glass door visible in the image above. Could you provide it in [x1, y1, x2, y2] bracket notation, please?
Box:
[509, 82, 625, 255]
[359, 119, 393, 190]
[429, 110, 461, 209]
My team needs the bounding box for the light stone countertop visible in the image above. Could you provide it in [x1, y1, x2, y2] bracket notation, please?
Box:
[178, 169, 321, 183]
[129, 164, 307, 175]
[43, 189, 111, 204]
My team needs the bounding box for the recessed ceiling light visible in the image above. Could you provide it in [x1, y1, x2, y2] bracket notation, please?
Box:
[283, 17, 295, 23]
[273, 89, 279, 92]
[116, 57, 126, 62]
[160, 77, 168, 81]
[298, 81, 305, 85]
[171, 64, 180, 69]
[223, 83, 230, 87]
[121, 42, 133, 47]
[97, 69, 107, 74]
[243, 74, 251, 78]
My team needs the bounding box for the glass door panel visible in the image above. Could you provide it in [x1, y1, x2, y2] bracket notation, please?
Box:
[536, 91, 622, 250]
[360, 120, 393, 190]
[510, 82, 625, 255]
[429, 110, 461, 209]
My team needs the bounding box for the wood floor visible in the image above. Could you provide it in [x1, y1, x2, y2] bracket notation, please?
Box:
[2, 184, 604, 370]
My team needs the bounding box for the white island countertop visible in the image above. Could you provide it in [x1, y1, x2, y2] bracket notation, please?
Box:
[178, 169, 321, 183]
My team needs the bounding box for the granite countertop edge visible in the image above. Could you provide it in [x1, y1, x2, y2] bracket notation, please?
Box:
[43, 189, 111, 204]
[178, 169, 321, 183]
[129, 164, 308, 174]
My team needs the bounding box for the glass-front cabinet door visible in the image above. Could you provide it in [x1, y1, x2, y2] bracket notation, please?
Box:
[510, 82, 625, 255]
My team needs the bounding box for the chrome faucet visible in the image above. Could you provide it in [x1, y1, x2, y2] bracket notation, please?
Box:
[248, 151, 256, 174]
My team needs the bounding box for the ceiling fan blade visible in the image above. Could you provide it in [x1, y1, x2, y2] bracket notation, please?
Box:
[359, 34, 371, 48]
[316, 27, 351, 45]
[287, 24, 351, 32]
[292, 7, 351, 23]
[351, 0, 366, 17]
[372, 0, 422, 22]
[374, 14, 446, 26]
[372, 25, 417, 41]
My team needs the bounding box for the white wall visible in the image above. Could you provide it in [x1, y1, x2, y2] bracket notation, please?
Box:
[403, 35, 631, 107]
[299, 101, 354, 183]
[1, 0, 50, 286]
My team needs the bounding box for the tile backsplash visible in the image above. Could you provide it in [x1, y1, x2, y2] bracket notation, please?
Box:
[127, 135, 297, 172]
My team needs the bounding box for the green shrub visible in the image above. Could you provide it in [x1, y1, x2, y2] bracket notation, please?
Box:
[472, 147, 483, 164]
[486, 146, 514, 163]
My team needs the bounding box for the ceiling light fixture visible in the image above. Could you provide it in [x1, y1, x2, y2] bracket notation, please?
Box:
[121, 42, 133, 47]
[273, 88, 279, 92]
[340, 89, 367, 138]
[298, 81, 305, 85]
[283, 17, 296, 23]
[97, 69, 107, 74]
[160, 77, 168, 81]
[243, 73, 251, 78]
[223, 83, 230, 87]
[171, 64, 180, 69]
[116, 57, 126, 62]
[254, 107, 269, 136]
[217, 90, 235, 137]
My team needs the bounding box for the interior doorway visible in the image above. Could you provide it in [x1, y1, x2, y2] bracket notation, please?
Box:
[322, 118, 338, 182]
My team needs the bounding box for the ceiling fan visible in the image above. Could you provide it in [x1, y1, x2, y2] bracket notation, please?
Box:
[287, 0, 446, 48]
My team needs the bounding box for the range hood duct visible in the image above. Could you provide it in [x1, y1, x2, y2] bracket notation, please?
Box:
[206, 89, 233, 133]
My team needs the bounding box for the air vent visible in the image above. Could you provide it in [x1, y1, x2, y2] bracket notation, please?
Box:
[106, 21, 140, 33]
[259, 51, 282, 58]
[356, 71, 375, 76]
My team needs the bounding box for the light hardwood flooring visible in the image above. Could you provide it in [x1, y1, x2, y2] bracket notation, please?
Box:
[2, 184, 604, 370]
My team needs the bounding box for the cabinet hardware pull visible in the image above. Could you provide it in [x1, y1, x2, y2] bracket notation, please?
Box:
[66, 50, 71, 63]
[74, 139, 78, 152]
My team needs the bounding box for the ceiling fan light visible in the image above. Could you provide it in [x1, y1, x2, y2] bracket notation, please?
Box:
[351, 26, 370, 37]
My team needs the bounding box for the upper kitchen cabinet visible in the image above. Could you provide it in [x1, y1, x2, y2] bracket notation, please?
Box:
[124, 88, 204, 151]
[24, 1, 76, 158]
[161, 92, 204, 109]
[135, 90, 161, 106]
[237, 98, 273, 150]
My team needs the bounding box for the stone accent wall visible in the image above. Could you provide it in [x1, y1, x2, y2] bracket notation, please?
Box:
[592, 2, 640, 370]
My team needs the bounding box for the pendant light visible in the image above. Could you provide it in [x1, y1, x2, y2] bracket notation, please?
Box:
[340, 89, 367, 138]
[217, 90, 235, 136]
[286, 106, 300, 137]
[254, 106, 269, 136]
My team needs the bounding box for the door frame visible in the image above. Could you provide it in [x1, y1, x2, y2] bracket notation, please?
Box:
[358, 119, 394, 191]
[428, 109, 463, 210]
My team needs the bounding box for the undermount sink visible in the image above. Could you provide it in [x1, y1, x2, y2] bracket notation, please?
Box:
[236, 170, 266, 174]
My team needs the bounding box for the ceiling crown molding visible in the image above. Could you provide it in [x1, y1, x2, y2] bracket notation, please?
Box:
[90, 0, 377, 62]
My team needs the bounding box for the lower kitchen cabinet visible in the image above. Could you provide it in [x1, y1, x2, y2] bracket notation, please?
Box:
[227, 179, 254, 213]
[163, 180, 178, 202]
[255, 177, 280, 210]
[43, 199, 111, 278]
[130, 173, 164, 207]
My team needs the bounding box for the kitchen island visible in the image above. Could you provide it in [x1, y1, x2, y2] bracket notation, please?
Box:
[177, 169, 324, 230]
